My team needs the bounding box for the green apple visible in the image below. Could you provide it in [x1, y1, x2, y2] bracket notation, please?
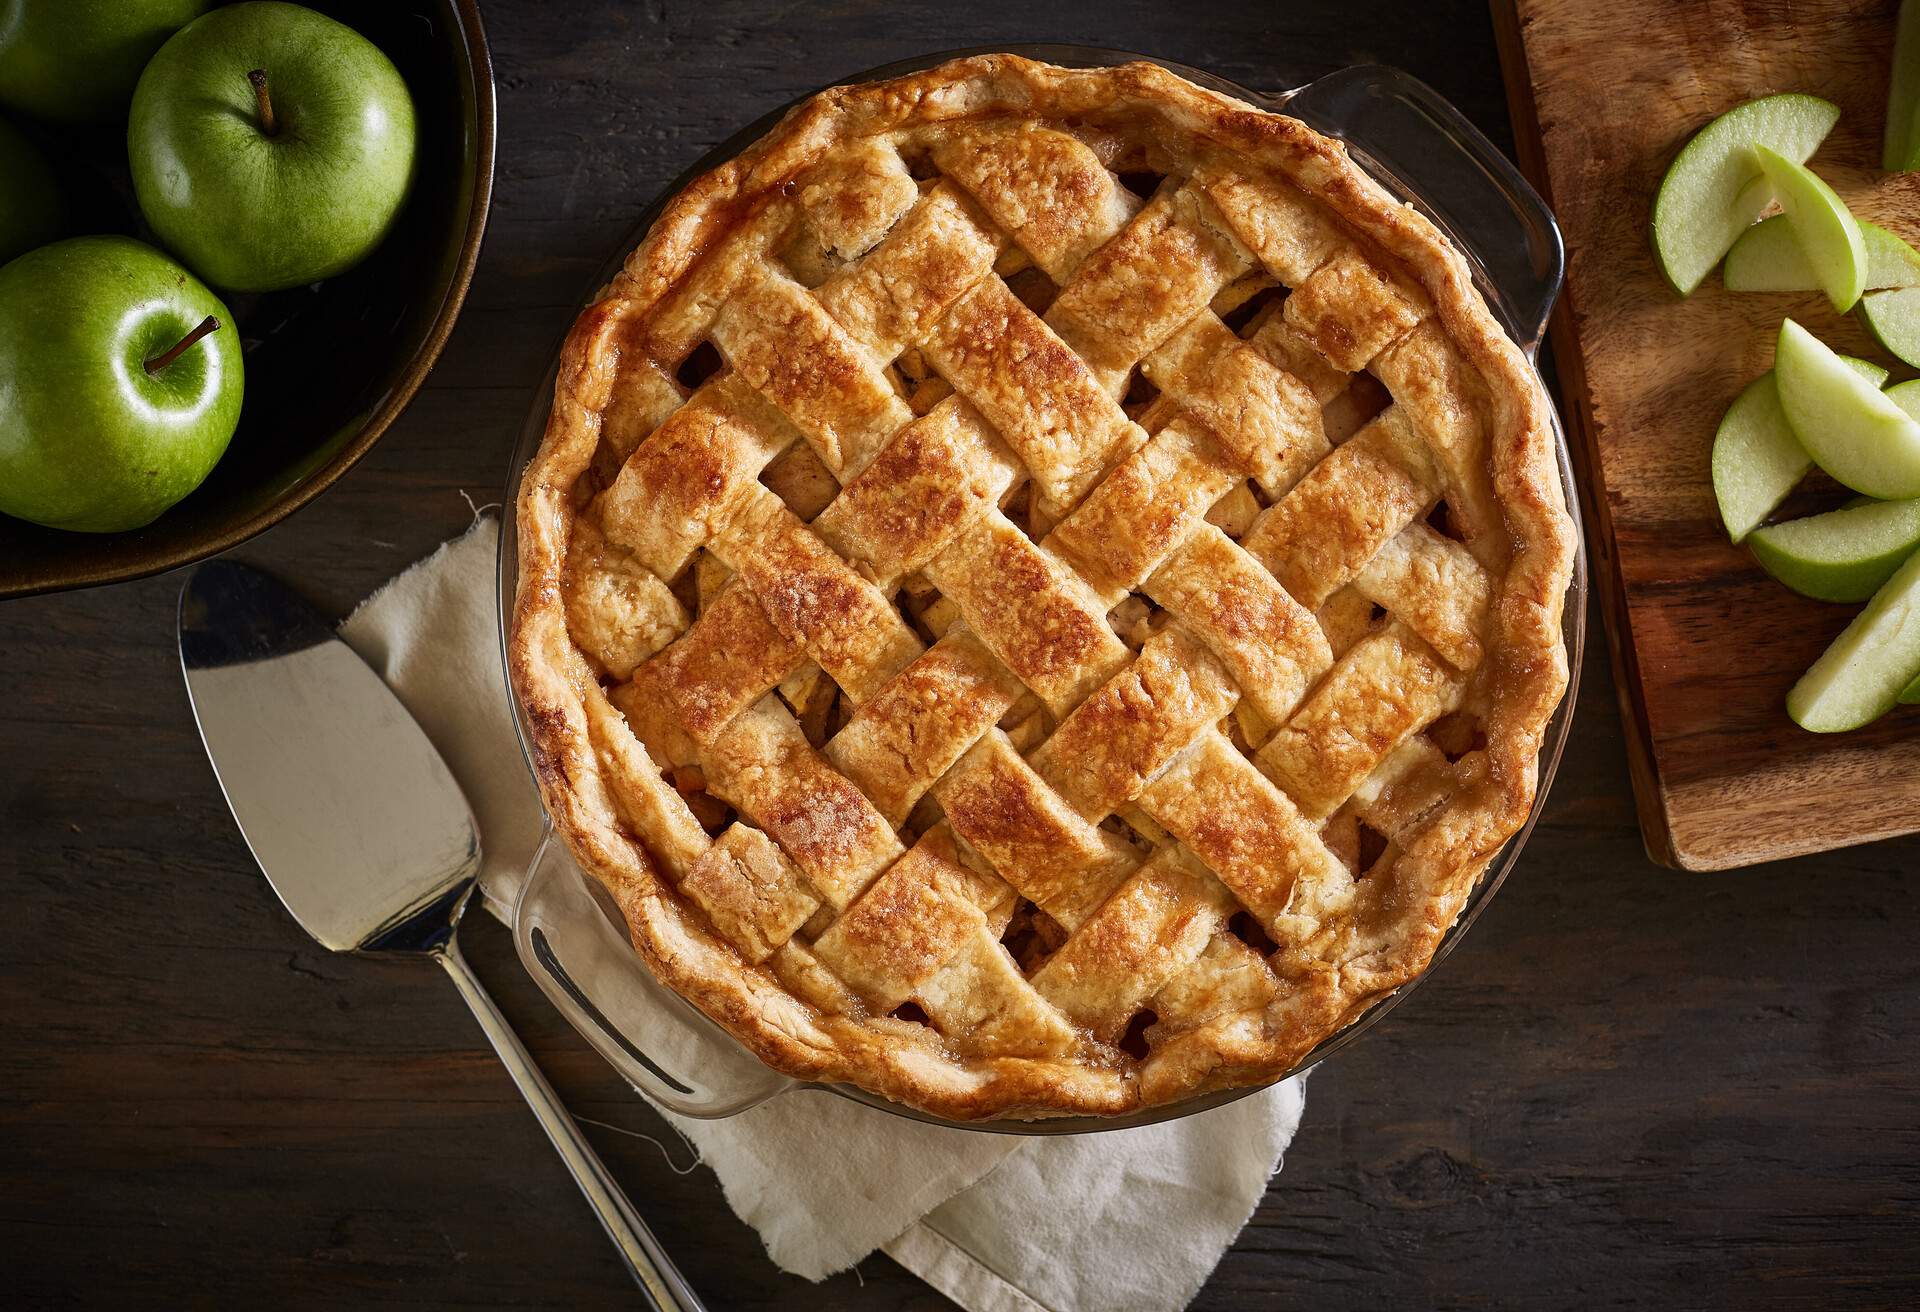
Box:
[1887, 0, 1920, 170]
[0, 236, 243, 533]
[0, 115, 60, 266]
[0, 0, 214, 123]
[1652, 93, 1840, 296]
[1748, 498, 1920, 602]
[1711, 355, 1887, 542]
[1724, 218, 1920, 292]
[1901, 669, 1920, 703]
[1775, 318, 1920, 499]
[1787, 544, 1920, 731]
[129, 2, 417, 293]
[1749, 146, 1865, 312]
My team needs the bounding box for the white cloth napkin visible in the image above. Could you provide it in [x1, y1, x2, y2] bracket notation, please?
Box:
[339, 514, 1306, 1312]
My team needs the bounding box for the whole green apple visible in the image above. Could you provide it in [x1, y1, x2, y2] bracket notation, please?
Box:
[0, 115, 60, 265]
[0, 0, 215, 123]
[0, 236, 244, 533]
[128, 2, 417, 293]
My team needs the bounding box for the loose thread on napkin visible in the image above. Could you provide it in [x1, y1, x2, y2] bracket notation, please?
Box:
[458, 487, 503, 521]
[574, 1116, 703, 1175]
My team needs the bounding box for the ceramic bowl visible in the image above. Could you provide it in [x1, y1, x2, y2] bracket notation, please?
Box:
[0, 0, 495, 600]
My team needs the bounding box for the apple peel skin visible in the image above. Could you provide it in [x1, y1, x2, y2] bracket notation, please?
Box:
[0, 0, 216, 124]
[0, 116, 62, 265]
[1651, 93, 1839, 296]
[1888, 0, 1920, 171]
[1751, 145, 1866, 312]
[1775, 319, 1920, 501]
[1788, 544, 1920, 732]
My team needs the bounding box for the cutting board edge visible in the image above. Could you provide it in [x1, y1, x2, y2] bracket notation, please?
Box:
[1664, 781, 1920, 869]
[1491, 0, 1691, 870]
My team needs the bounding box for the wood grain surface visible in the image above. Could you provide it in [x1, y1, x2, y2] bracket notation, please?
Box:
[1494, 0, 1920, 869]
[3, 2, 1918, 1307]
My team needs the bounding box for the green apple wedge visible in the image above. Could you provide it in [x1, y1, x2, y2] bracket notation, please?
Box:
[1860, 286, 1920, 368]
[1749, 146, 1866, 311]
[1652, 93, 1840, 296]
[1712, 355, 1887, 542]
[1887, 0, 1920, 170]
[1725, 218, 1920, 292]
[1787, 544, 1920, 731]
[1748, 497, 1920, 602]
[1776, 319, 1920, 499]
[1901, 670, 1920, 703]
[1887, 378, 1920, 422]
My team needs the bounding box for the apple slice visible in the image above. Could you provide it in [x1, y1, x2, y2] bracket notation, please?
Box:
[1652, 93, 1840, 296]
[1861, 286, 1920, 367]
[1787, 544, 1920, 731]
[1887, 377, 1920, 422]
[1748, 497, 1920, 601]
[1749, 146, 1867, 311]
[1725, 218, 1920, 292]
[1901, 670, 1920, 703]
[1887, 0, 1920, 170]
[1857, 223, 1916, 287]
[1775, 318, 1920, 499]
[1712, 355, 1888, 541]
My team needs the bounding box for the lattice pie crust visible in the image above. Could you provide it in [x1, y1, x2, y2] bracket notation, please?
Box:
[510, 55, 1574, 1119]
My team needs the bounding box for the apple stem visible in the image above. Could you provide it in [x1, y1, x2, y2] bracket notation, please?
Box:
[247, 69, 278, 136]
[144, 316, 221, 376]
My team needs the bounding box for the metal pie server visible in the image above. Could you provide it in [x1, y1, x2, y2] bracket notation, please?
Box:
[178, 560, 703, 1311]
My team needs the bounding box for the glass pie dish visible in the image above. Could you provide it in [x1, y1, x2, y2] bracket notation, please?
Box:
[495, 47, 1587, 1133]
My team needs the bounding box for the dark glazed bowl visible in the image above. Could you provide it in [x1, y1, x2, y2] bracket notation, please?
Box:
[0, 0, 495, 600]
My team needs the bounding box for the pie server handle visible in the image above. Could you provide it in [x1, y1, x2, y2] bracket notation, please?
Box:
[1275, 63, 1566, 356]
[437, 936, 707, 1309]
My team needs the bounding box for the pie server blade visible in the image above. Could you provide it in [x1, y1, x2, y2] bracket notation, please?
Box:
[177, 559, 703, 1311]
[179, 559, 478, 951]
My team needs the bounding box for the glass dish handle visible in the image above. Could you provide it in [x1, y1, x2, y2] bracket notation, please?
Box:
[511, 830, 794, 1118]
[1275, 64, 1564, 354]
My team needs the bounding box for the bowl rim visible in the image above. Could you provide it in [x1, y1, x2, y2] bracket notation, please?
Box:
[494, 47, 1588, 1132]
[0, 0, 498, 602]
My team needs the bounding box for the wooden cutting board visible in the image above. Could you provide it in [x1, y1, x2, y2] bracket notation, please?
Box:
[1492, 0, 1920, 869]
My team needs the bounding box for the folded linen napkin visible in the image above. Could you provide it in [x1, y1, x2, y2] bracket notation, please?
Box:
[339, 514, 1305, 1312]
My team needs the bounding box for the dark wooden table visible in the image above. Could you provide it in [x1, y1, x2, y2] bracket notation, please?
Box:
[5, 1, 1917, 1306]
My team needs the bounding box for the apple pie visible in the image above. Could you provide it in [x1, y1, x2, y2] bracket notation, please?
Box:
[510, 54, 1574, 1119]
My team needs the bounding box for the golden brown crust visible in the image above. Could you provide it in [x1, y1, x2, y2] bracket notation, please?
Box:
[509, 54, 1574, 1121]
